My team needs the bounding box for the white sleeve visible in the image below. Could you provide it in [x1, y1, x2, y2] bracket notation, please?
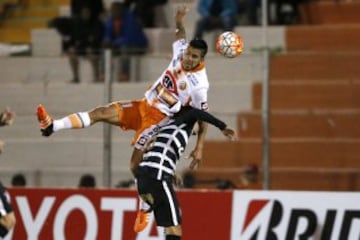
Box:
[190, 87, 209, 111]
[172, 39, 187, 57]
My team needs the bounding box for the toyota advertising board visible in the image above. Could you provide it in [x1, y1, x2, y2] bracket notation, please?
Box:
[5, 188, 360, 240]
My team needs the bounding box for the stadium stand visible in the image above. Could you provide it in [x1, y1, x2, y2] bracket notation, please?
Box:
[196, 0, 360, 191]
[0, 0, 69, 43]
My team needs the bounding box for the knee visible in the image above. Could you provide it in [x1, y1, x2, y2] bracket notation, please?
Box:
[89, 105, 114, 122]
[165, 225, 182, 236]
[130, 148, 143, 176]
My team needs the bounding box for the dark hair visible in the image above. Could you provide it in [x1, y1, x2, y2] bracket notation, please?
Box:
[12, 173, 26, 187]
[79, 174, 96, 188]
[189, 39, 208, 58]
[243, 164, 259, 182]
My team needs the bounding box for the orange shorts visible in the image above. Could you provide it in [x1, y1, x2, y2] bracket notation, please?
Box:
[112, 98, 166, 145]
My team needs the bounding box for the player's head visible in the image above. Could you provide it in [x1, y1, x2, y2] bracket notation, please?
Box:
[181, 39, 208, 71]
[190, 39, 208, 58]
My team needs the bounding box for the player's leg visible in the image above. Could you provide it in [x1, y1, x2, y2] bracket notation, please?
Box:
[131, 101, 169, 231]
[135, 174, 156, 233]
[36, 101, 128, 137]
[154, 180, 182, 239]
[165, 226, 182, 240]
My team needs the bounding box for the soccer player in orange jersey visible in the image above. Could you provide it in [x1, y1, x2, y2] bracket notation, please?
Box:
[37, 5, 211, 232]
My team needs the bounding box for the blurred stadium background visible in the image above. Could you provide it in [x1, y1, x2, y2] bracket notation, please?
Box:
[0, 0, 360, 191]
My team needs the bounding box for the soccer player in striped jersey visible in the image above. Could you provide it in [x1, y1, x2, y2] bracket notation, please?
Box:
[0, 182, 15, 239]
[0, 108, 16, 239]
[134, 106, 236, 239]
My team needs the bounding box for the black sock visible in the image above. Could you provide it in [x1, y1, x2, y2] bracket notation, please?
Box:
[166, 235, 181, 240]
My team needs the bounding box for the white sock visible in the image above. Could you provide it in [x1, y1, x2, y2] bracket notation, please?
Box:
[53, 112, 91, 132]
[140, 198, 151, 211]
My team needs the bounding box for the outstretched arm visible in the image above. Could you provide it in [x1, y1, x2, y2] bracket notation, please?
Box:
[189, 121, 208, 169]
[178, 108, 237, 169]
[175, 5, 187, 40]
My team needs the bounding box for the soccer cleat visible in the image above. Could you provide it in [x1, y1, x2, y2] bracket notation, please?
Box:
[134, 210, 150, 233]
[36, 104, 54, 137]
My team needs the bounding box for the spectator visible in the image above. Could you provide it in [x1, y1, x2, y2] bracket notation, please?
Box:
[71, 0, 105, 22]
[240, 0, 261, 25]
[124, 0, 168, 28]
[78, 174, 96, 188]
[102, 1, 148, 82]
[238, 164, 262, 189]
[115, 179, 135, 188]
[216, 179, 237, 190]
[193, 0, 238, 39]
[273, 0, 303, 25]
[11, 173, 26, 187]
[48, 16, 74, 53]
[66, 6, 104, 83]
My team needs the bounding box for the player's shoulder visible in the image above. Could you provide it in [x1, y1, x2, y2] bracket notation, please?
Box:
[188, 70, 209, 89]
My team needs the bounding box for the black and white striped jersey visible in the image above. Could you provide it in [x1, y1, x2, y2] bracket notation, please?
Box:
[138, 106, 227, 181]
[0, 182, 12, 217]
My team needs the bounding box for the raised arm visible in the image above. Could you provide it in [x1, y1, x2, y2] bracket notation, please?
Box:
[176, 107, 237, 169]
[180, 108, 236, 139]
[175, 5, 187, 40]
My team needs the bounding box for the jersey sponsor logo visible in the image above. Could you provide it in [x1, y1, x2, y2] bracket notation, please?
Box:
[187, 74, 199, 86]
[179, 81, 187, 90]
[137, 135, 150, 147]
[201, 102, 209, 111]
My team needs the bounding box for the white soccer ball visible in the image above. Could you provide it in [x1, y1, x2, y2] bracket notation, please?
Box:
[215, 31, 244, 58]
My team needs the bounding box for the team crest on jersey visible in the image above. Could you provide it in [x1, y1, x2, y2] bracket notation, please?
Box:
[162, 70, 178, 94]
[163, 75, 175, 90]
[179, 81, 187, 90]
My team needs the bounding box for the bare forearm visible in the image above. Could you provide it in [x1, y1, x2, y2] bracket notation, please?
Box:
[195, 121, 208, 150]
[175, 6, 187, 40]
[175, 20, 186, 39]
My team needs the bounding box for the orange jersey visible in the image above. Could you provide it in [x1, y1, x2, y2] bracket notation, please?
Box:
[112, 99, 166, 145]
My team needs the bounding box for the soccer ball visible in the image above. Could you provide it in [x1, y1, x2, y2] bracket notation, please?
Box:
[215, 31, 243, 58]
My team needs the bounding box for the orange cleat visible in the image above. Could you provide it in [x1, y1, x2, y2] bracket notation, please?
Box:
[36, 104, 53, 137]
[134, 210, 150, 233]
